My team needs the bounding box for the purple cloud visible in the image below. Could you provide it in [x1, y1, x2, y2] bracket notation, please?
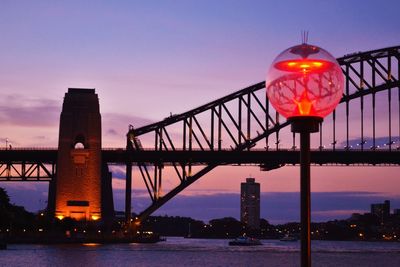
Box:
[117, 191, 400, 224]
[0, 94, 60, 127]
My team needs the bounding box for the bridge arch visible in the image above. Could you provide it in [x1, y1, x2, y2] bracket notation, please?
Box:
[126, 45, 400, 222]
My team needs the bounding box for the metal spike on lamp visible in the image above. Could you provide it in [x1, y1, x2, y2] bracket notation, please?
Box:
[266, 40, 344, 267]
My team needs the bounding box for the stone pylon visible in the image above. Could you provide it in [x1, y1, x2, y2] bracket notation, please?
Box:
[48, 88, 113, 221]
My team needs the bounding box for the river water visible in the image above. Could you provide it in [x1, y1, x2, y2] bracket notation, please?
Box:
[1, 237, 399, 267]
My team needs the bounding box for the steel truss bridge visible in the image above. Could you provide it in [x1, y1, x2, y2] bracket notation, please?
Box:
[1, 45, 400, 223]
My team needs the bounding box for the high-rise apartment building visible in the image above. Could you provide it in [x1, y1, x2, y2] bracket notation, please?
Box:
[240, 177, 260, 229]
[371, 200, 390, 223]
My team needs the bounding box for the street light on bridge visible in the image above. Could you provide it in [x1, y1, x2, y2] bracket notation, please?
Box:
[266, 41, 343, 267]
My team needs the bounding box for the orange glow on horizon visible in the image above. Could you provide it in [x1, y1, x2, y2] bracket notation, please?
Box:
[83, 243, 101, 247]
[56, 215, 65, 220]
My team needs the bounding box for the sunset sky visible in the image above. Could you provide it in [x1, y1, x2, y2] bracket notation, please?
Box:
[1, 1, 400, 223]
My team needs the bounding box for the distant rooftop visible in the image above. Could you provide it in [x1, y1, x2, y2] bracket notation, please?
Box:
[246, 177, 255, 183]
[68, 88, 96, 94]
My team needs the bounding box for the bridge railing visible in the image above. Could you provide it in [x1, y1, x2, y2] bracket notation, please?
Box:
[0, 147, 57, 151]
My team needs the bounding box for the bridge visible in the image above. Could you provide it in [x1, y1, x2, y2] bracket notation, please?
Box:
[1, 45, 400, 223]
[0, 148, 398, 180]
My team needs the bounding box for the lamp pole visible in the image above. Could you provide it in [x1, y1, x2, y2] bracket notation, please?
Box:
[300, 130, 311, 267]
[291, 117, 321, 267]
[266, 42, 343, 267]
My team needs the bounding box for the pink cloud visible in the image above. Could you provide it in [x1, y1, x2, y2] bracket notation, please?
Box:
[0, 94, 60, 127]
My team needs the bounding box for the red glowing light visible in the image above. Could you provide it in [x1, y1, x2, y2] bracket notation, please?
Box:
[274, 59, 333, 73]
[266, 44, 344, 119]
[294, 91, 314, 115]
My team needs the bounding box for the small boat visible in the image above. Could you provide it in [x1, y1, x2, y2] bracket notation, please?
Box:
[185, 222, 192, 238]
[229, 236, 262, 246]
[280, 234, 298, 242]
[132, 231, 162, 243]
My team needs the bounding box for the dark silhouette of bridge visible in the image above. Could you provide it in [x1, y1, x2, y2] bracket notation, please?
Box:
[1, 45, 400, 224]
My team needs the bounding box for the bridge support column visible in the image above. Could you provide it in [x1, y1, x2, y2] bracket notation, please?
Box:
[54, 88, 105, 221]
[125, 161, 132, 226]
[47, 176, 57, 217]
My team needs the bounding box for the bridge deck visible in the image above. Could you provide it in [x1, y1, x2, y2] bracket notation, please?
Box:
[0, 148, 399, 166]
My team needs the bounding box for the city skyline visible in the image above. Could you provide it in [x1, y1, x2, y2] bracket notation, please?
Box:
[1, 1, 400, 223]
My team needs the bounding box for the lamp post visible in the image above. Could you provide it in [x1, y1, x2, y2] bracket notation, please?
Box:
[266, 42, 344, 266]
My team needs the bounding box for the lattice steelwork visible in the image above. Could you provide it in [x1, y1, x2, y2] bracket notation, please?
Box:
[127, 45, 400, 222]
[0, 149, 56, 181]
[0, 162, 54, 181]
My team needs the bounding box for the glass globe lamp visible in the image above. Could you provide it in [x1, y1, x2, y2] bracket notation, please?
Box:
[266, 42, 344, 267]
[266, 43, 343, 123]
